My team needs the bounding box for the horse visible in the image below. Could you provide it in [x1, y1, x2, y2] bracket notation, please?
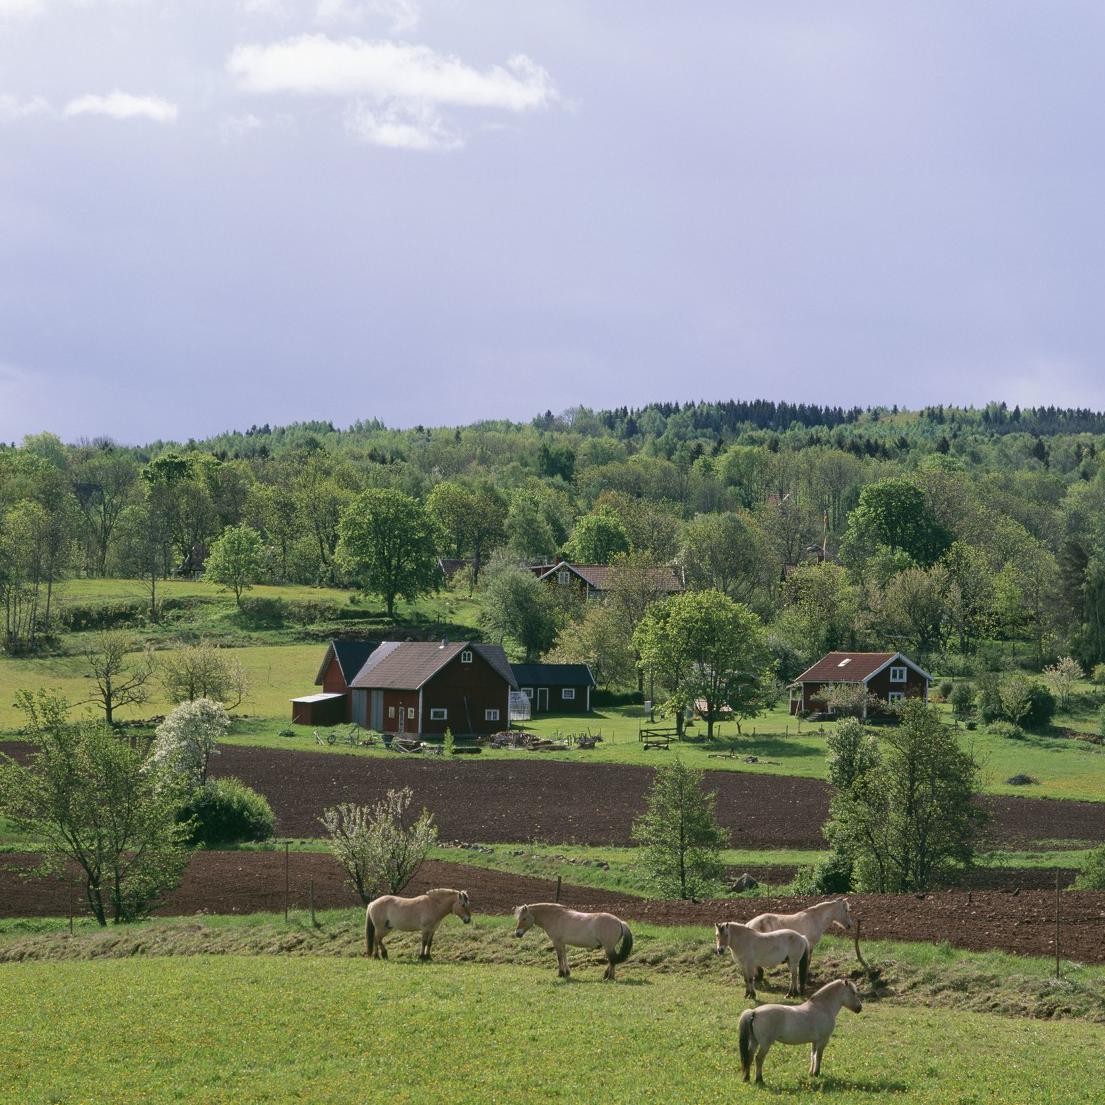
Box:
[715, 921, 810, 999]
[738, 978, 863, 1083]
[513, 903, 634, 980]
[746, 898, 854, 983]
[365, 888, 471, 960]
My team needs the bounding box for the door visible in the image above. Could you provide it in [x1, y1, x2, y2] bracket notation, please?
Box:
[351, 690, 368, 727]
[537, 687, 549, 712]
[398, 705, 406, 735]
[370, 690, 383, 731]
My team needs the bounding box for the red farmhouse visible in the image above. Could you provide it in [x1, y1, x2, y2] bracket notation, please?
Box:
[789, 651, 931, 717]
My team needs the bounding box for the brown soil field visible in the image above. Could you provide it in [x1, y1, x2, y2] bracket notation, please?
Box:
[3, 851, 1104, 963]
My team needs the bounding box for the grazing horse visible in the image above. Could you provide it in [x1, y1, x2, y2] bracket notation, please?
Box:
[738, 978, 863, 1084]
[365, 888, 471, 960]
[715, 922, 810, 998]
[746, 898, 854, 983]
[513, 903, 634, 980]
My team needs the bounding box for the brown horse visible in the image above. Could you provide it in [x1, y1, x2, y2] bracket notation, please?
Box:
[365, 888, 471, 960]
[513, 903, 633, 980]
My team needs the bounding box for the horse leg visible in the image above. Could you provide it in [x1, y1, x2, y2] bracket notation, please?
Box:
[744, 969, 757, 999]
[424, 930, 434, 961]
[604, 945, 616, 981]
[755, 966, 765, 985]
[787, 957, 798, 998]
[811, 1041, 825, 1076]
[755, 1041, 771, 1084]
[377, 939, 388, 960]
[555, 943, 570, 979]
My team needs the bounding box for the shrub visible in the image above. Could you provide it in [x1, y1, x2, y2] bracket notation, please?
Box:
[987, 720, 1025, 741]
[1005, 774, 1038, 786]
[790, 849, 853, 895]
[180, 777, 276, 847]
[938, 680, 954, 701]
[1092, 663, 1105, 686]
[443, 727, 455, 756]
[277, 726, 295, 737]
[1099, 705, 1105, 742]
[976, 675, 1004, 723]
[149, 698, 230, 788]
[1073, 845, 1105, 890]
[949, 682, 975, 719]
[999, 676, 1056, 730]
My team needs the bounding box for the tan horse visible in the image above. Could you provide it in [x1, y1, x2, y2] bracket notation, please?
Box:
[746, 898, 854, 983]
[738, 978, 863, 1084]
[365, 888, 471, 960]
[715, 921, 810, 998]
[513, 903, 633, 980]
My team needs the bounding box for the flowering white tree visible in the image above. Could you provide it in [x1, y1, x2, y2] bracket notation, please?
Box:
[148, 697, 230, 788]
[320, 788, 437, 903]
[1043, 656, 1083, 710]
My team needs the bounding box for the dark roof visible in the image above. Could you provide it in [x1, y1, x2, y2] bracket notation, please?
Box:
[791, 652, 932, 685]
[512, 663, 596, 688]
[536, 561, 683, 593]
[314, 639, 382, 686]
[349, 641, 517, 691]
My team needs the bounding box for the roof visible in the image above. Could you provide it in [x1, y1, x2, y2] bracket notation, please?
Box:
[512, 663, 596, 688]
[791, 652, 932, 686]
[349, 640, 517, 691]
[537, 561, 683, 594]
[314, 639, 382, 686]
[291, 692, 346, 704]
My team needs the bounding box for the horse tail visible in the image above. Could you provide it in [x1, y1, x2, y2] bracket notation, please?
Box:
[612, 923, 634, 964]
[799, 945, 810, 991]
[365, 906, 375, 958]
[739, 1010, 755, 1072]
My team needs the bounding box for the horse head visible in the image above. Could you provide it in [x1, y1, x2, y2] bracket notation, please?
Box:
[453, 890, 472, 924]
[841, 979, 863, 1013]
[714, 922, 730, 956]
[833, 898, 855, 933]
[513, 904, 534, 938]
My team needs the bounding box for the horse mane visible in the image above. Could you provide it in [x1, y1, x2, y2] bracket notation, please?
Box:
[427, 888, 461, 900]
[810, 979, 848, 1001]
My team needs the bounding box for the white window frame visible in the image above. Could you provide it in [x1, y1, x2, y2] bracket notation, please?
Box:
[460, 650, 473, 664]
[407, 707, 415, 720]
[562, 688, 576, 701]
[430, 708, 448, 721]
[485, 709, 500, 722]
[888, 691, 905, 704]
[890, 665, 907, 683]
[558, 570, 570, 585]
[521, 687, 534, 700]
[388, 706, 395, 719]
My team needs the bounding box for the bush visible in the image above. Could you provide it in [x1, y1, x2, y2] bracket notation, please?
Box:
[1092, 663, 1105, 686]
[949, 682, 975, 719]
[1073, 845, 1105, 890]
[987, 720, 1025, 741]
[937, 680, 954, 701]
[976, 675, 1004, 723]
[1099, 705, 1105, 742]
[180, 777, 276, 847]
[1000, 677, 1056, 730]
[789, 849, 853, 895]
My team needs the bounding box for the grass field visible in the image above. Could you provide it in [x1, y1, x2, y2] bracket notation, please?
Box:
[2, 941, 1102, 1104]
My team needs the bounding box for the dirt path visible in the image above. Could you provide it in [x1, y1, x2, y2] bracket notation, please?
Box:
[4, 850, 1104, 963]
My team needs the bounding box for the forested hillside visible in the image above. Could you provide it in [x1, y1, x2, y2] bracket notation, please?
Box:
[3, 399, 1105, 685]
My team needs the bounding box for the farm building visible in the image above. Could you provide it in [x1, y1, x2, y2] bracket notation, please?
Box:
[290, 692, 347, 727]
[307, 638, 383, 723]
[789, 651, 931, 717]
[511, 663, 596, 713]
[348, 640, 517, 737]
[531, 560, 683, 600]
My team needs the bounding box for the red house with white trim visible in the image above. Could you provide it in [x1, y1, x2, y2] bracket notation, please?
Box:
[789, 651, 931, 717]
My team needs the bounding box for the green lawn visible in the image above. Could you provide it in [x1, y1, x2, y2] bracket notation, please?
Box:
[2, 950, 1101, 1104]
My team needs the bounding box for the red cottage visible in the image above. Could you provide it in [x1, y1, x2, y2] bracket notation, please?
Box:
[348, 641, 517, 738]
[788, 651, 931, 717]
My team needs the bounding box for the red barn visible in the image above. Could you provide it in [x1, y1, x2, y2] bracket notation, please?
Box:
[789, 651, 931, 717]
[348, 640, 517, 738]
[302, 639, 383, 724]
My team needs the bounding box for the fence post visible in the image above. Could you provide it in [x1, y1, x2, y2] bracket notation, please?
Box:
[68, 893, 74, 936]
[555, 875, 562, 903]
[309, 879, 316, 928]
[284, 841, 290, 923]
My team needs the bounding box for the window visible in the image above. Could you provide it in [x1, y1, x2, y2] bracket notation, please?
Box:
[558, 570, 570, 585]
[485, 709, 500, 722]
[430, 708, 448, 721]
[522, 687, 534, 700]
[460, 650, 473, 664]
[388, 706, 395, 719]
[888, 691, 905, 704]
[562, 688, 576, 700]
[890, 665, 907, 683]
[407, 707, 415, 720]
[837, 658, 851, 668]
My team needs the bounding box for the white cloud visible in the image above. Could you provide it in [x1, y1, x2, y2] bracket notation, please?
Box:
[241, 1, 421, 32]
[64, 91, 178, 123]
[0, 0, 44, 20]
[227, 35, 556, 112]
[0, 93, 51, 119]
[218, 112, 263, 142]
[345, 99, 460, 150]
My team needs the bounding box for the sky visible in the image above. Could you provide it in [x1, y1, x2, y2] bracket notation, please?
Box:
[2, 1, 1105, 443]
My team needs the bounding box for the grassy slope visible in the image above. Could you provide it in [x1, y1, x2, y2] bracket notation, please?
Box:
[2, 937, 1102, 1104]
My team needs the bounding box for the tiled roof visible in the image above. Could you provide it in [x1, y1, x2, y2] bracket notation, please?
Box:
[314, 638, 382, 686]
[538, 561, 683, 593]
[349, 641, 516, 691]
[512, 663, 596, 688]
[792, 652, 898, 684]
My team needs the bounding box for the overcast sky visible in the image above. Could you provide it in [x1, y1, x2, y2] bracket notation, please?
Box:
[2, 1, 1104, 443]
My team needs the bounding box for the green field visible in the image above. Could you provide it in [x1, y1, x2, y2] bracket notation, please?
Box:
[2, 946, 1102, 1104]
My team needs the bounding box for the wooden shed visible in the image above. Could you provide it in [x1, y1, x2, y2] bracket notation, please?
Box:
[291, 692, 348, 727]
